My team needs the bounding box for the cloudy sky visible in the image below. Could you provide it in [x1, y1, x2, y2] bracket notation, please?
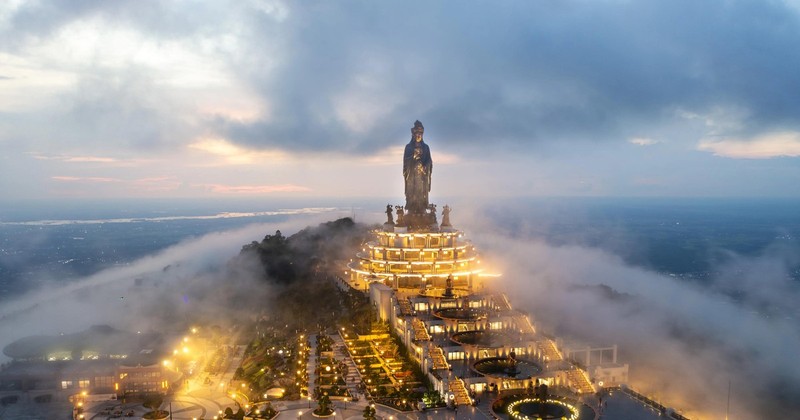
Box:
[2, 0, 800, 201]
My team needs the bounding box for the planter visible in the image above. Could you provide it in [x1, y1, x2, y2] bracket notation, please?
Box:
[142, 410, 169, 419]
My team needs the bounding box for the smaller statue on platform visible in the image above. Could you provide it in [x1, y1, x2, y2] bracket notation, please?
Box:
[506, 351, 519, 377]
[385, 204, 394, 225]
[441, 204, 451, 227]
[442, 274, 455, 298]
[395, 205, 405, 226]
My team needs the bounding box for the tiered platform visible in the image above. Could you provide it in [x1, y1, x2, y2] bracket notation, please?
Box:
[347, 230, 484, 292]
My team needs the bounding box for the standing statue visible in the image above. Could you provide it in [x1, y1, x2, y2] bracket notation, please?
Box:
[441, 204, 451, 227]
[403, 120, 432, 214]
[395, 205, 405, 226]
[385, 204, 394, 225]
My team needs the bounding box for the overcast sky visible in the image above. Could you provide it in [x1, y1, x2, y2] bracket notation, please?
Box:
[2, 0, 800, 201]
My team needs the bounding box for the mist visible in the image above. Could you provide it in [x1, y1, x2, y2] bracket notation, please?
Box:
[455, 204, 800, 419]
[0, 214, 335, 364]
[2, 199, 798, 418]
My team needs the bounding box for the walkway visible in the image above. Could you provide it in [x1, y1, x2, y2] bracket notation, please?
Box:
[307, 334, 318, 402]
[330, 333, 365, 401]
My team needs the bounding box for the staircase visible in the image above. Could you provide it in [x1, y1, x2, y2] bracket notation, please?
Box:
[412, 319, 430, 341]
[397, 298, 414, 316]
[566, 367, 595, 394]
[539, 339, 563, 361]
[448, 377, 472, 406]
[430, 344, 449, 371]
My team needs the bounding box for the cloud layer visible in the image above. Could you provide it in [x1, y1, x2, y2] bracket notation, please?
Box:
[2, 1, 800, 198]
[467, 228, 800, 418]
[0, 215, 325, 362]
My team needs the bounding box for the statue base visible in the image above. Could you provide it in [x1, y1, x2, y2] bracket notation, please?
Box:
[383, 222, 395, 232]
[402, 211, 438, 231]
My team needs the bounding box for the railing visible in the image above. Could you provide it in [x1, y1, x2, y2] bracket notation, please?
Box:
[618, 387, 691, 420]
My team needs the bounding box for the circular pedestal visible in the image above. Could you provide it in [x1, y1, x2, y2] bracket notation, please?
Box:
[471, 356, 543, 380]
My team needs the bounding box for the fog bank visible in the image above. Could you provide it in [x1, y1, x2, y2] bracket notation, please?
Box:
[0, 214, 332, 362]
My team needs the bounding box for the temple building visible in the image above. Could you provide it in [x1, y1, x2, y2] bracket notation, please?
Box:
[342, 121, 635, 418]
[0, 326, 174, 398]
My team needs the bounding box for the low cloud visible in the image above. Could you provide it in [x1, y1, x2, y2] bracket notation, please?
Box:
[187, 138, 289, 165]
[33, 154, 119, 163]
[456, 205, 800, 418]
[51, 176, 120, 183]
[629, 137, 659, 146]
[0, 215, 329, 363]
[697, 131, 800, 159]
[194, 183, 312, 194]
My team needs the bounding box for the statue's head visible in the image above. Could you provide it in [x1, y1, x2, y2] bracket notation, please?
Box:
[411, 120, 424, 141]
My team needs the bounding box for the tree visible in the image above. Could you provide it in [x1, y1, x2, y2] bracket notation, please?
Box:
[363, 404, 376, 419]
[316, 393, 332, 415]
[234, 407, 245, 419]
[143, 396, 163, 412]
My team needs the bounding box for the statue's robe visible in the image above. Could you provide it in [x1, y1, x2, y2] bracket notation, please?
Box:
[403, 140, 432, 213]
